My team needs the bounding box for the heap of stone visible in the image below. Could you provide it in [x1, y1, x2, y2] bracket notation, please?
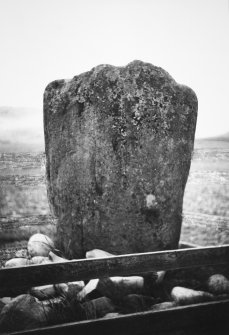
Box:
[1, 233, 229, 333]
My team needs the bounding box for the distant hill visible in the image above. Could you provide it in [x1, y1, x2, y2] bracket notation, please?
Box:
[197, 132, 229, 142]
[0, 106, 44, 152]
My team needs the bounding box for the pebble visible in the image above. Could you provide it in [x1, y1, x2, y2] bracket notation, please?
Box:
[151, 301, 177, 311]
[5, 258, 30, 268]
[171, 286, 214, 305]
[207, 274, 229, 294]
[27, 234, 54, 257]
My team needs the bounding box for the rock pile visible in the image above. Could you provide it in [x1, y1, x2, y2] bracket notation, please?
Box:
[1, 234, 229, 332]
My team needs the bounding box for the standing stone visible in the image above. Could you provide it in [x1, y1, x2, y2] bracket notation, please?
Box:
[44, 60, 198, 258]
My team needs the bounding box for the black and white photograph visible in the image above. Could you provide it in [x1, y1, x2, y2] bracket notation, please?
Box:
[0, 0, 228, 333]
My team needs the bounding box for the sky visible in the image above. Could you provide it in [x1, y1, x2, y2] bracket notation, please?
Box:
[0, 0, 228, 138]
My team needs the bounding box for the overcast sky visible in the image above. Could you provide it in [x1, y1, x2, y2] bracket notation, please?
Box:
[0, 0, 228, 138]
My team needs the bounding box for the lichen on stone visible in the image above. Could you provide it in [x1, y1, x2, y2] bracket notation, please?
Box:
[44, 60, 198, 258]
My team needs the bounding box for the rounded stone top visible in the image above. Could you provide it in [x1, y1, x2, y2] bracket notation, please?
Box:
[44, 60, 197, 120]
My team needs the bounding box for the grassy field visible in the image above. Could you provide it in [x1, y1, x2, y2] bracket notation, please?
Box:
[183, 139, 229, 217]
[0, 138, 228, 257]
[181, 139, 229, 245]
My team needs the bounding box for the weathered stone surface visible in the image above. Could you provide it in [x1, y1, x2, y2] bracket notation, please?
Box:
[82, 297, 117, 318]
[30, 283, 68, 300]
[44, 60, 198, 258]
[0, 294, 49, 332]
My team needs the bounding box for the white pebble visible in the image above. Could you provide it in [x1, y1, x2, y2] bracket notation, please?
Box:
[171, 286, 214, 305]
[27, 234, 54, 257]
[86, 249, 114, 258]
[30, 256, 51, 265]
[5, 258, 29, 268]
